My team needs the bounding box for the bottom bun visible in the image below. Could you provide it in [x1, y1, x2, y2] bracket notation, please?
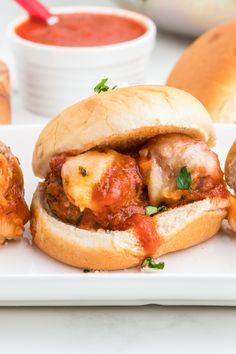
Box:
[31, 185, 228, 270]
[227, 196, 236, 232]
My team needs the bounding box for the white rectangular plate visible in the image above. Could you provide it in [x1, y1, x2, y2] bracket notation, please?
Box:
[0, 124, 236, 306]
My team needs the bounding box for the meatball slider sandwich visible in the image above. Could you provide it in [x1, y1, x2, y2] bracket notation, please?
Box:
[0, 142, 29, 243]
[225, 141, 236, 231]
[167, 21, 236, 123]
[31, 85, 229, 270]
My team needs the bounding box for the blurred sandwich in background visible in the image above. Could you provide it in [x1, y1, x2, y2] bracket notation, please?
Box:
[167, 21, 236, 123]
[0, 60, 11, 124]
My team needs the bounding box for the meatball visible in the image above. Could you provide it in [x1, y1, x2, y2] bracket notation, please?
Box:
[46, 150, 147, 230]
[138, 134, 226, 207]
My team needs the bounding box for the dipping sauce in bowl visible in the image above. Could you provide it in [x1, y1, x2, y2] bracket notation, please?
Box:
[10, 6, 156, 116]
[15, 13, 147, 47]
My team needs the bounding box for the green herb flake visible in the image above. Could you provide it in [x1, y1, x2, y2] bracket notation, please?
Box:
[78, 165, 88, 177]
[94, 78, 117, 93]
[176, 166, 191, 190]
[94, 78, 109, 93]
[144, 205, 168, 216]
[142, 257, 165, 270]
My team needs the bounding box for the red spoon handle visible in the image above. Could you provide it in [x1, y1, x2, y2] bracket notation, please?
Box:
[15, 0, 53, 21]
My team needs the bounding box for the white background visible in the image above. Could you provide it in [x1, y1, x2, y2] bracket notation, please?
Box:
[1, 1, 236, 353]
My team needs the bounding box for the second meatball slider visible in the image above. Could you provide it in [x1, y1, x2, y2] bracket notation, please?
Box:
[31, 85, 229, 270]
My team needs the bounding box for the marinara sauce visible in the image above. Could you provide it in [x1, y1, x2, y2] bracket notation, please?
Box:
[15, 13, 147, 47]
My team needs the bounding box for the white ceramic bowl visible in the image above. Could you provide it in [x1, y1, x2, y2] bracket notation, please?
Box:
[119, 0, 236, 37]
[9, 6, 156, 117]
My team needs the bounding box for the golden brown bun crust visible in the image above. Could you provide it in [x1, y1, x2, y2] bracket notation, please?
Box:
[224, 141, 236, 231]
[0, 61, 11, 124]
[31, 186, 228, 270]
[225, 140, 236, 191]
[32, 85, 215, 178]
[167, 21, 236, 123]
[227, 196, 236, 232]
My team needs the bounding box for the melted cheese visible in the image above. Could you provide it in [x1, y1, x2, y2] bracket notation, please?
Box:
[139, 134, 222, 205]
[61, 151, 115, 211]
[147, 158, 164, 205]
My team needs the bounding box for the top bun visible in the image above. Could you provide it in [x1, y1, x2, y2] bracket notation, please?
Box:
[33, 85, 215, 178]
[167, 21, 236, 123]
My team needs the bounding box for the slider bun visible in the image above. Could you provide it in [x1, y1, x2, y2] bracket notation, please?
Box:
[32, 85, 215, 178]
[225, 141, 236, 231]
[225, 140, 236, 191]
[167, 21, 236, 123]
[31, 186, 228, 270]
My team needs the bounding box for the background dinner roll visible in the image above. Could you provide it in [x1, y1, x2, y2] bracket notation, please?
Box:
[225, 141, 236, 232]
[167, 21, 236, 123]
[225, 140, 236, 191]
[0, 61, 11, 124]
[32, 85, 215, 178]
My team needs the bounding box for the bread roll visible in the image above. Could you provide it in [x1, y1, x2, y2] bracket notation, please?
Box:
[0, 61, 11, 124]
[167, 21, 236, 123]
[225, 141, 236, 231]
[32, 85, 215, 178]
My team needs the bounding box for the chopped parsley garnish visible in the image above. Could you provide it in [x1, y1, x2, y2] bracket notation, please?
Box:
[78, 165, 88, 177]
[176, 166, 191, 190]
[142, 257, 165, 270]
[94, 78, 117, 93]
[144, 205, 168, 216]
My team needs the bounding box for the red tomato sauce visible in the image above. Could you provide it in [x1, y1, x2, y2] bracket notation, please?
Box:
[49, 153, 69, 176]
[46, 150, 228, 256]
[81, 155, 159, 255]
[79, 154, 148, 231]
[15, 13, 147, 47]
[123, 214, 160, 256]
[92, 154, 144, 213]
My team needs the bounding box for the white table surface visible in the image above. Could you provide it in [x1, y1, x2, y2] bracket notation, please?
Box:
[1, 2, 236, 353]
